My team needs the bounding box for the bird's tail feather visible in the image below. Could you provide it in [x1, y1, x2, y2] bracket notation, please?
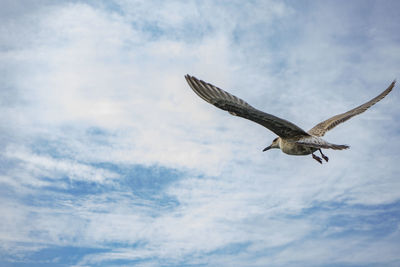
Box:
[295, 137, 350, 150]
[329, 144, 350, 150]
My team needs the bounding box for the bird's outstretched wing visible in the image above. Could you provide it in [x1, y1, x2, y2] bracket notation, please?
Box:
[308, 80, 396, 137]
[185, 75, 309, 138]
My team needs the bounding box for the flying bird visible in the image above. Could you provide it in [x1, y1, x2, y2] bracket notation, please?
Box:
[185, 75, 395, 164]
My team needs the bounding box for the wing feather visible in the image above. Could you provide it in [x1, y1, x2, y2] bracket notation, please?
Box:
[185, 75, 309, 138]
[308, 80, 396, 137]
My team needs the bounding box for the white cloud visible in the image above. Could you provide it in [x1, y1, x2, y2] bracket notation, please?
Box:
[4, 146, 119, 185]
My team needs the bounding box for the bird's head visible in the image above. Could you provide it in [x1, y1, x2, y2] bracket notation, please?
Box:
[263, 137, 280, 152]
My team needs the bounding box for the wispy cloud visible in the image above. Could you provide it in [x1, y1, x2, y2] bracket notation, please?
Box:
[1, 0, 400, 266]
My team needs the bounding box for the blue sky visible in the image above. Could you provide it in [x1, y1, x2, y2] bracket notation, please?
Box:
[1, 0, 400, 266]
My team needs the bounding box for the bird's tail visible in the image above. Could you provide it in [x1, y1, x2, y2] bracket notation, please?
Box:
[329, 144, 350, 150]
[295, 137, 350, 150]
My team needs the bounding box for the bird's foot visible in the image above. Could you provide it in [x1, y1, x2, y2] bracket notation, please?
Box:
[319, 149, 329, 162]
[312, 153, 323, 164]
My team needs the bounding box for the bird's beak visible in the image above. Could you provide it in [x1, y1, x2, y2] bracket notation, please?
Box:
[262, 146, 272, 152]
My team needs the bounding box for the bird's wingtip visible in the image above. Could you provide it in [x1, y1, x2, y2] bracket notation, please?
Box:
[184, 74, 192, 82]
[388, 79, 396, 90]
[185, 74, 196, 81]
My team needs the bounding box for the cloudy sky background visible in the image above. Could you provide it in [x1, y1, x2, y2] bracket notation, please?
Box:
[1, 0, 400, 266]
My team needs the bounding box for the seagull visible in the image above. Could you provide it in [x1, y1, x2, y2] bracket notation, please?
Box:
[185, 75, 396, 164]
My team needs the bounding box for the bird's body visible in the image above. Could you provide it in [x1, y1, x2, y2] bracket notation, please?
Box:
[185, 75, 395, 163]
[278, 138, 317, 156]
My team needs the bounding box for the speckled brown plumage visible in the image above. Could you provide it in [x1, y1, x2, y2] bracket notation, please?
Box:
[185, 75, 395, 164]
